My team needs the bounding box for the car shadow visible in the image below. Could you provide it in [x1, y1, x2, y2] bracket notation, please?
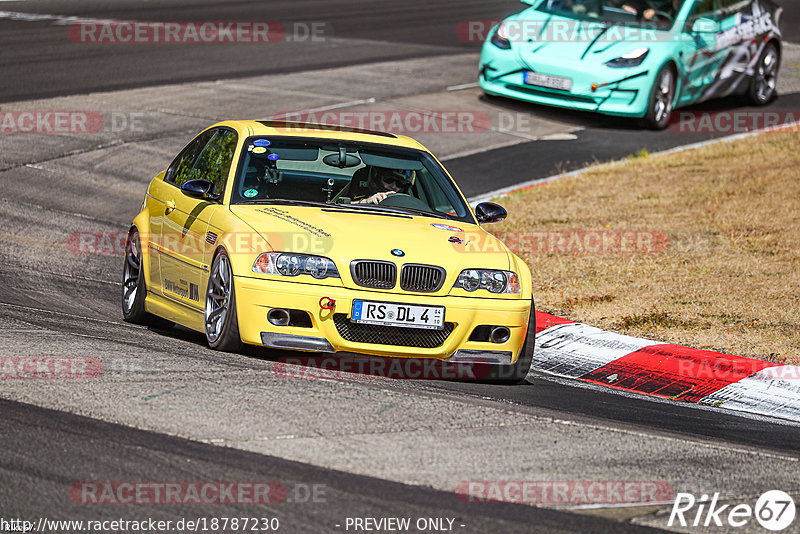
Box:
[147, 324, 521, 383]
[478, 91, 793, 132]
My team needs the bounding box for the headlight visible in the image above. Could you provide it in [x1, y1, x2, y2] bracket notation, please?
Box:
[453, 269, 521, 294]
[491, 22, 511, 49]
[605, 48, 649, 68]
[252, 252, 339, 280]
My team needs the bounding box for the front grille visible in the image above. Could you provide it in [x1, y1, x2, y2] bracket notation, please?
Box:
[333, 314, 454, 348]
[400, 264, 446, 292]
[505, 84, 597, 104]
[351, 260, 396, 289]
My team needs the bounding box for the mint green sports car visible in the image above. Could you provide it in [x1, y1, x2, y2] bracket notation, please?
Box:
[479, 0, 783, 129]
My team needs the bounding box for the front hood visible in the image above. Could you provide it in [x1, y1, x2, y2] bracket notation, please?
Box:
[230, 205, 514, 291]
[506, 10, 669, 66]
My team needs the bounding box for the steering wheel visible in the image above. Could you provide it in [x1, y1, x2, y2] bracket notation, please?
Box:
[378, 193, 413, 205]
[378, 193, 434, 212]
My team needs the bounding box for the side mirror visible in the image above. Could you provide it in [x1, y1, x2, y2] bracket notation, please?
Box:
[475, 202, 507, 224]
[690, 17, 718, 34]
[181, 179, 214, 199]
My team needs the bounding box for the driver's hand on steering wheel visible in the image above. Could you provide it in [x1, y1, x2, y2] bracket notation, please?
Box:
[358, 191, 396, 204]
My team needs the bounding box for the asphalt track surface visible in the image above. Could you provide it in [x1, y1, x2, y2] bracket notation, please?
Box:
[0, 0, 797, 102]
[2, 399, 655, 534]
[1, 1, 800, 532]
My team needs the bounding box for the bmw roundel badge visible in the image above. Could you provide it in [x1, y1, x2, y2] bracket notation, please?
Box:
[391, 249, 405, 257]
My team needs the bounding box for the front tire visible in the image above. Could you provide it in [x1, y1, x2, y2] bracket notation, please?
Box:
[204, 250, 243, 352]
[747, 42, 779, 106]
[642, 65, 676, 130]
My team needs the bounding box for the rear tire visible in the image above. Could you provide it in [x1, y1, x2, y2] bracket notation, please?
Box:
[747, 42, 779, 106]
[121, 229, 173, 329]
[204, 250, 243, 352]
[642, 65, 676, 130]
[485, 300, 536, 384]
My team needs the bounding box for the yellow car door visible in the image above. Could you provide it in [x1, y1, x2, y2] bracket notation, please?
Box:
[157, 128, 237, 311]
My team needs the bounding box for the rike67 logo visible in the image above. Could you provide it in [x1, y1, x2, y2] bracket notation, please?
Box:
[669, 491, 795, 531]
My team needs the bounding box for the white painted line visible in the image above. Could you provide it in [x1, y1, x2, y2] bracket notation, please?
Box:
[468, 166, 585, 205]
[440, 139, 528, 162]
[265, 98, 377, 120]
[468, 119, 800, 205]
[540, 132, 579, 141]
[491, 127, 540, 142]
[568, 500, 677, 510]
[0, 11, 115, 25]
[446, 82, 480, 91]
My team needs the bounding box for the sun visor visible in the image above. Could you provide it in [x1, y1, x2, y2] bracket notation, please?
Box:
[360, 152, 424, 170]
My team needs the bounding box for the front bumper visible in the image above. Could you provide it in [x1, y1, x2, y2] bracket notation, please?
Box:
[234, 275, 531, 363]
[479, 44, 655, 118]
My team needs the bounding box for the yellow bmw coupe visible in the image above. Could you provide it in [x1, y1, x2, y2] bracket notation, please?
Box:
[123, 121, 534, 382]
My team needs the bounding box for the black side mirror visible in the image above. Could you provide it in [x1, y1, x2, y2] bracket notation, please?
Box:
[181, 179, 214, 199]
[475, 202, 507, 224]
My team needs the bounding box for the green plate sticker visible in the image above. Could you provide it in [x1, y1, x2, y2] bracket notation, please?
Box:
[253, 147, 267, 154]
[244, 189, 258, 198]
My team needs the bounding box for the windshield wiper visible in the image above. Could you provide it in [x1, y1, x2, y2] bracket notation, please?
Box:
[244, 199, 453, 220]
[350, 204, 453, 220]
[379, 206, 452, 220]
[245, 199, 341, 208]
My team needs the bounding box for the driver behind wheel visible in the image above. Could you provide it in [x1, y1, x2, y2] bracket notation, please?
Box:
[354, 167, 416, 204]
[620, 0, 682, 21]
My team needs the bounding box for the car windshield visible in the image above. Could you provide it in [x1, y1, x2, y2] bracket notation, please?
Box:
[232, 137, 472, 222]
[537, 0, 685, 30]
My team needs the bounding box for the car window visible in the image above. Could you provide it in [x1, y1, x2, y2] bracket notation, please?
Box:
[187, 129, 238, 197]
[232, 137, 473, 223]
[715, 0, 748, 27]
[538, 0, 686, 30]
[166, 129, 216, 187]
[688, 0, 714, 18]
[687, 0, 746, 24]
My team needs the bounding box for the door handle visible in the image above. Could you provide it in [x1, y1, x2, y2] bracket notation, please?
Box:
[165, 200, 176, 214]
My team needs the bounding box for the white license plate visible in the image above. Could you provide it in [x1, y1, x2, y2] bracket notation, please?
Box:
[524, 71, 572, 91]
[351, 300, 445, 330]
